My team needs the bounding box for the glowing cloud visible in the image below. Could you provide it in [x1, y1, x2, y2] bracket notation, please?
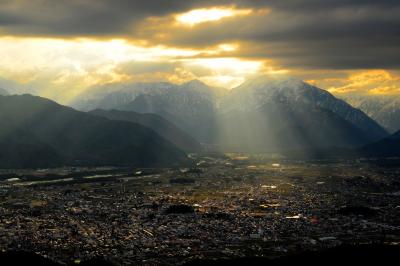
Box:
[0, 37, 204, 102]
[0, 37, 270, 102]
[323, 70, 400, 95]
[182, 58, 264, 88]
[175, 7, 252, 26]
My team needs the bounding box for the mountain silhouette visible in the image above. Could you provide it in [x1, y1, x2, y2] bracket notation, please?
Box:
[0, 94, 190, 168]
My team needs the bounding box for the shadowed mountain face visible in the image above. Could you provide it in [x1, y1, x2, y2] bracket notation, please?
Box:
[0, 94, 190, 168]
[217, 103, 370, 152]
[122, 93, 218, 143]
[217, 77, 387, 152]
[89, 109, 202, 152]
[119, 80, 224, 143]
[73, 81, 223, 143]
[72, 77, 388, 153]
[360, 130, 400, 157]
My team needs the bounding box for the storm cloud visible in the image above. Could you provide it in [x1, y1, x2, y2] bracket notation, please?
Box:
[0, 0, 399, 70]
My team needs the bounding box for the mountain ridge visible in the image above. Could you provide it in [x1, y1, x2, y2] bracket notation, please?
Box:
[0, 94, 190, 168]
[89, 109, 202, 152]
[70, 76, 389, 153]
[339, 94, 400, 133]
[222, 76, 387, 141]
[360, 129, 400, 157]
[0, 88, 9, 96]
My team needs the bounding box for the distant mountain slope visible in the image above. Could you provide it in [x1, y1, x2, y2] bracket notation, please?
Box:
[72, 82, 175, 111]
[339, 95, 400, 133]
[72, 81, 223, 142]
[222, 76, 388, 142]
[217, 101, 371, 152]
[72, 80, 226, 112]
[0, 88, 8, 96]
[360, 130, 400, 157]
[122, 91, 218, 143]
[89, 109, 202, 152]
[0, 94, 189, 168]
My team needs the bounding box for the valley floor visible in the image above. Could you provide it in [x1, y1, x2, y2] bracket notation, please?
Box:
[0, 155, 400, 265]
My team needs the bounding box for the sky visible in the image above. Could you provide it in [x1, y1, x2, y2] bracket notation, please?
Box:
[0, 0, 399, 103]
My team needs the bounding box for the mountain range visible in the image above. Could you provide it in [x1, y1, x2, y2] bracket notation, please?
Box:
[1, 76, 397, 169]
[73, 77, 388, 153]
[0, 94, 191, 168]
[73, 80, 225, 143]
[339, 94, 400, 133]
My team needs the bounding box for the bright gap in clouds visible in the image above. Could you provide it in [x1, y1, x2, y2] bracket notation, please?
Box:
[175, 7, 252, 26]
[183, 58, 265, 88]
[0, 37, 267, 102]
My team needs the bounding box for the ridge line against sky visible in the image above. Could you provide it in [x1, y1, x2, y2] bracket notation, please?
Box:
[0, 0, 399, 103]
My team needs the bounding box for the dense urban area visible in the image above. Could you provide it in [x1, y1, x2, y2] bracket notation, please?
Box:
[1, 154, 400, 265]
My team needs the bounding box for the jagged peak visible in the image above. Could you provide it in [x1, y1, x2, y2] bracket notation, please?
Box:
[181, 79, 210, 89]
[234, 74, 307, 92]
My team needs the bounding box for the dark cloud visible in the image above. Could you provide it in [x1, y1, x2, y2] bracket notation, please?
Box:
[2, 0, 395, 36]
[0, 0, 238, 36]
[0, 0, 399, 69]
[154, 2, 400, 69]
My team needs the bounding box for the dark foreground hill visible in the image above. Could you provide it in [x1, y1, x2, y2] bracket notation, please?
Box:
[89, 109, 202, 152]
[0, 130, 63, 168]
[360, 130, 400, 157]
[0, 94, 190, 168]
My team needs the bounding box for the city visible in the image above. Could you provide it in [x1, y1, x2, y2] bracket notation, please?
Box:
[1, 154, 399, 265]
